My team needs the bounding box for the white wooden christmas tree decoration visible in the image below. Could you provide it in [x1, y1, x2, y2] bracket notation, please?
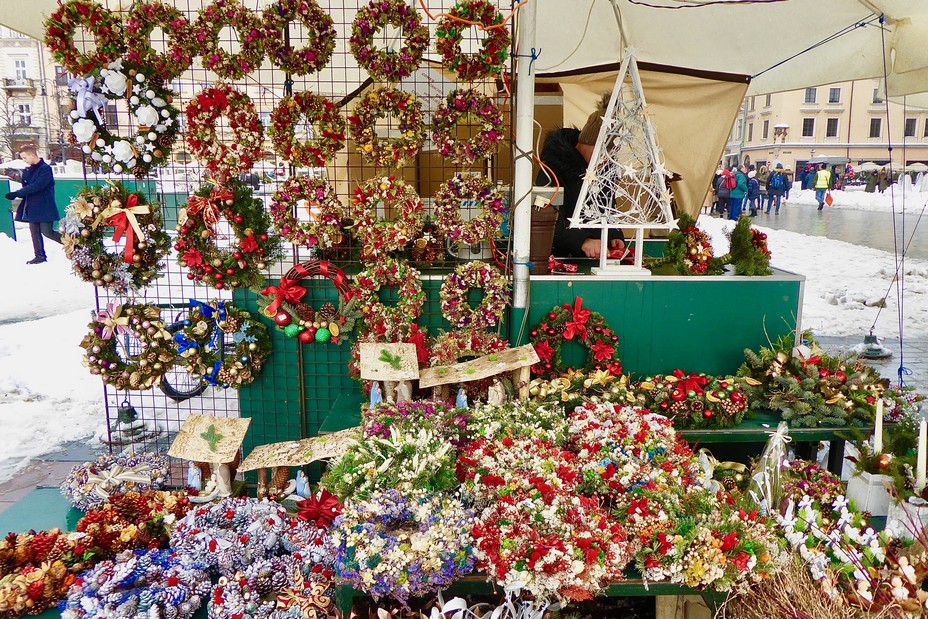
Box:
[569, 49, 676, 275]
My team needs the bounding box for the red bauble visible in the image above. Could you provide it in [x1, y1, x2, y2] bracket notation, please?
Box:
[530, 330, 538, 337]
[819, 368, 831, 378]
[226, 268, 235, 275]
[611, 335, 618, 342]
[671, 389, 686, 402]
[305, 326, 318, 339]
[660, 402, 669, 410]
[835, 370, 847, 384]
[274, 311, 292, 327]
[548, 312, 557, 320]
[703, 410, 714, 419]
[298, 330, 314, 344]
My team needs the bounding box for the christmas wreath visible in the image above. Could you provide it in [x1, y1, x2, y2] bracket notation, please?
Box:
[174, 300, 272, 389]
[60, 183, 171, 294]
[175, 182, 283, 291]
[348, 88, 424, 169]
[435, 0, 511, 82]
[635, 370, 748, 429]
[81, 303, 177, 391]
[60, 452, 170, 511]
[269, 91, 346, 167]
[263, 0, 336, 76]
[433, 173, 506, 245]
[431, 89, 504, 167]
[259, 260, 362, 346]
[44, 0, 124, 76]
[350, 176, 423, 261]
[269, 176, 345, 249]
[68, 59, 180, 177]
[439, 261, 509, 330]
[124, 1, 193, 82]
[530, 297, 622, 379]
[349, 0, 429, 82]
[354, 258, 424, 337]
[188, 0, 265, 80]
[185, 85, 263, 182]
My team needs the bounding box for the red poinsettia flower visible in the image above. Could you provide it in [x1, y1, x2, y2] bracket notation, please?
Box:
[239, 234, 259, 253]
[590, 340, 615, 362]
[720, 531, 739, 552]
[534, 340, 555, 362]
[644, 554, 662, 569]
[182, 249, 203, 267]
[731, 551, 752, 572]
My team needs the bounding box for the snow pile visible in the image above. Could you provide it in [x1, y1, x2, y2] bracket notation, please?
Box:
[785, 181, 928, 213]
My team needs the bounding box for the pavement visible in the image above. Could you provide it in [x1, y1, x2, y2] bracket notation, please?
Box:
[815, 334, 927, 393]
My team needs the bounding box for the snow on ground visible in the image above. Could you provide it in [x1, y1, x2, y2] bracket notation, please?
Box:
[786, 179, 928, 213]
[699, 215, 928, 339]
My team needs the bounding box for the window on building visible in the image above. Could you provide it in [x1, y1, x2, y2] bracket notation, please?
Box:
[15, 103, 31, 125]
[747, 123, 754, 142]
[828, 88, 841, 104]
[802, 118, 815, 138]
[762, 120, 769, 140]
[924, 118, 928, 138]
[804, 88, 817, 104]
[869, 118, 882, 138]
[13, 58, 27, 81]
[749, 96, 755, 111]
[826, 118, 839, 138]
[905, 118, 917, 138]
[765, 94, 772, 107]
[54, 65, 70, 85]
[873, 88, 883, 104]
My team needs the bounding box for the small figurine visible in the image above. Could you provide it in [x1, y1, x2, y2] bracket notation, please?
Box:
[455, 387, 468, 409]
[370, 381, 383, 406]
[488, 378, 506, 405]
[186, 461, 202, 491]
[214, 463, 233, 496]
[395, 380, 413, 403]
[295, 470, 311, 498]
[385, 380, 397, 404]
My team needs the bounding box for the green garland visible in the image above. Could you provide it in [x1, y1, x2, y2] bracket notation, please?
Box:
[635, 371, 748, 429]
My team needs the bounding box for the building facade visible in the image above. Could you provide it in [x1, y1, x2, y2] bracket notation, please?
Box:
[725, 79, 928, 172]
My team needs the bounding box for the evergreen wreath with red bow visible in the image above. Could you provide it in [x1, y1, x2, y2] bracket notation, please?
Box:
[530, 297, 622, 379]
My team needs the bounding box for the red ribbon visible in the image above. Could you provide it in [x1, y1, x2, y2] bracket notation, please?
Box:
[562, 297, 591, 341]
[107, 194, 138, 264]
[187, 187, 234, 229]
[548, 255, 578, 274]
[800, 355, 821, 366]
[672, 369, 708, 395]
[405, 324, 429, 365]
[296, 489, 342, 528]
[260, 278, 306, 315]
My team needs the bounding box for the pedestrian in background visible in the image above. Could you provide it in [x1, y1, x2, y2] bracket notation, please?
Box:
[746, 169, 761, 216]
[714, 167, 733, 218]
[729, 164, 748, 220]
[765, 163, 788, 214]
[813, 163, 832, 210]
[5, 145, 61, 264]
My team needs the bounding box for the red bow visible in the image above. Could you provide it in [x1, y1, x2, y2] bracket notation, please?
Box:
[260, 278, 306, 315]
[562, 297, 591, 341]
[296, 489, 342, 528]
[106, 194, 142, 264]
[404, 324, 428, 365]
[800, 354, 821, 366]
[187, 187, 234, 229]
[672, 369, 708, 395]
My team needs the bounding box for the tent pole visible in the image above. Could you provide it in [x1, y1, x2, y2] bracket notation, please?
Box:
[510, 0, 536, 345]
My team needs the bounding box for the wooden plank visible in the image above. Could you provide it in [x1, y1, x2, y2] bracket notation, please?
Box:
[420, 344, 539, 389]
[238, 427, 359, 472]
[167, 415, 251, 464]
[359, 342, 420, 381]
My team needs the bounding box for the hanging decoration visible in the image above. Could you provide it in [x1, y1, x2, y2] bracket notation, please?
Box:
[174, 300, 272, 389]
[349, 0, 429, 82]
[433, 173, 506, 246]
[80, 303, 177, 391]
[185, 85, 264, 183]
[60, 183, 171, 294]
[175, 182, 283, 291]
[124, 0, 193, 82]
[354, 258, 425, 338]
[269, 176, 345, 249]
[44, 0, 124, 76]
[258, 260, 361, 346]
[350, 176, 423, 261]
[529, 297, 623, 379]
[59, 452, 170, 511]
[263, 0, 336, 75]
[269, 91, 345, 168]
[439, 261, 509, 330]
[431, 89, 504, 167]
[435, 0, 511, 81]
[67, 59, 180, 177]
[188, 0, 266, 80]
[348, 88, 425, 169]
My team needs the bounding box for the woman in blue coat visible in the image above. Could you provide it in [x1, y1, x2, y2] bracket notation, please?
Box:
[5, 145, 61, 264]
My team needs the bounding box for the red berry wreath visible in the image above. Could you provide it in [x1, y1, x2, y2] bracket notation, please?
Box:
[44, 0, 124, 76]
[269, 91, 346, 168]
[124, 0, 193, 82]
[263, 0, 336, 76]
[349, 0, 429, 82]
[435, 0, 511, 82]
[530, 297, 622, 379]
[350, 176, 423, 262]
[185, 85, 263, 183]
[188, 0, 266, 80]
[431, 89, 504, 167]
[175, 183, 283, 291]
[269, 176, 345, 249]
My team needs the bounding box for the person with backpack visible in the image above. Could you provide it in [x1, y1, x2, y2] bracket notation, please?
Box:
[813, 163, 832, 210]
[765, 163, 788, 214]
[714, 168, 733, 217]
[728, 164, 748, 220]
[746, 169, 761, 216]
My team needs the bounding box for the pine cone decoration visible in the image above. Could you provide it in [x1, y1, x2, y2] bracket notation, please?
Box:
[723, 477, 737, 490]
[220, 316, 241, 334]
[217, 367, 235, 385]
[268, 466, 290, 496]
[318, 302, 337, 323]
[294, 303, 315, 322]
[157, 134, 174, 148]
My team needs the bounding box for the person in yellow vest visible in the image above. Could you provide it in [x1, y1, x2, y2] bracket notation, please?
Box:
[813, 163, 832, 210]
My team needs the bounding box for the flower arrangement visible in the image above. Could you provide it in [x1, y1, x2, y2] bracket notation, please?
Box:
[60, 452, 170, 511]
[433, 173, 506, 246]
[634, 370, 748, 429]
[80, 303, 177, 391]
[435, 0, 511, 82]
[59, 549, 210, 619]
[68, 59, 180, 177]
[263, 0, 336, 76]
[293, 489, 343, 533]
[269, 176, 345, 250]
[431, 89, 504, 167]
[124, 1, 193, 82]
[348, 88, 425, 169]
[170, 498, 292, 576]
[657, 214, 722, 275]
[781, 460, 846, 507]
[362, 399, 467, 444]
[321, 428, 458, 502]
[466, 400, 569, 444]
[269, 92, 346, 168]
[351, 177, 423, 260]
[439, 261, 509, 330]
[259, 259, 362, 346]
[530, 297, 622, 379]
[174, 300, 271, 389]
[61, 183, 171, 293]
[349, 0, 429, 82]
[185, 85, 264, 182]
[528, 370, 634, 412]
[175, 182, 283, 291]
[331, 490, 474, 607]
[354, 258, 425, 338]
[0, 560, 72, 618]
[188, 0, 265, 80]
[44, 0, 124, 75]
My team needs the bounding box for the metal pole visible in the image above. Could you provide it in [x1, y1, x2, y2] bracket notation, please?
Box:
[510, 0, 536, 343]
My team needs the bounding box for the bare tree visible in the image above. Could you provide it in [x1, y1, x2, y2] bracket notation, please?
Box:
[0, 87, 42, 162]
